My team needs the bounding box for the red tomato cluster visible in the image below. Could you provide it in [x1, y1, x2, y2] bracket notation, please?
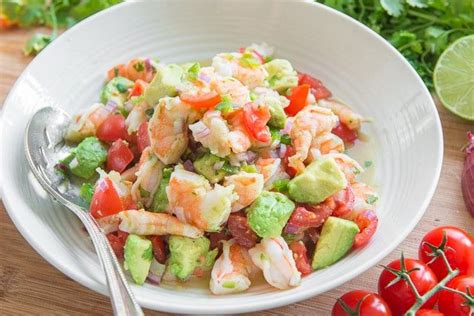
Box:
[332, 226, 474, 316]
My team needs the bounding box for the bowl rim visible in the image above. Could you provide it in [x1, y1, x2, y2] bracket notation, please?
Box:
[0, 0, 444, 313]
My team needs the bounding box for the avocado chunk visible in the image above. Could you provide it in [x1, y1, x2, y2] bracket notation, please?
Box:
[312, 216, 359, 270]
[193, 154, 226, 183]
[288, 157, 347, 204]
[167, 236, 217, 281]
[264, 59, 298, 93]
[144, 64, 183, 106]
[124, 234, 153, 285]
[100, 76, 134, 107]
[62, 137, 107, 179]
[151, 167, 172, 212]
[267, 100, 287, 129]
[247, 191, 295, 238]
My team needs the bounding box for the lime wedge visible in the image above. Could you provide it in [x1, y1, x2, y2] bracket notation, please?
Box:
[434, 35, 474, 120]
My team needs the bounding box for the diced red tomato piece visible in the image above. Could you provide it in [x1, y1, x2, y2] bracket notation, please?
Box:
[242, 102, 271, 143]
[106, 230, 129, 259]
[90, 177, 124, 218]
[332, 121, 358, 144]
[129, 79, 148, 97]
[96, 114, 129, 143]
[298, 73, 332, 100]
[283, 145, 298, 177]
[106, 140, 134, 173]
[289, 240, 312, 275]
[148, 235, 167, 264]
[227, 214, 257, 248]
[331, 186, 355, 218]
[107, 64, 127, 81]
[285, 84, 310, 116]
[181, 91, 221, 110]
[353, 210, 378, 248]
[209, 231, 231, 252]
[136, 122, 150, 153]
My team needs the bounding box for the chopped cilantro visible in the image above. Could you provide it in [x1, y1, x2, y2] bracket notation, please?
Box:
[80, 183, 95, 204]
[132, 61, 145, 72]
[273, 179, 290, 193]
[280, 134, 291, 145]
[367, 195, 379, 205]
[222, 162, 240, 175]
[364, 160, 373, 168]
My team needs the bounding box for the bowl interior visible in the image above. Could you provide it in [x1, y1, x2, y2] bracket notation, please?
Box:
[0, 0, 442, 313]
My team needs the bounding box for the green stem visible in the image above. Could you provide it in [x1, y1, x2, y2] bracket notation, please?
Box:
[440, 285, 474, 304]
[407, 10, 447, 26]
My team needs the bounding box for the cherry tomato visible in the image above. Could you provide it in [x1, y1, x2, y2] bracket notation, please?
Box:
[129, 79, 148, 97]
[331, 186, 355, 218]
[419, 226, 474, 280]
[416, 309, 444, 316]
[283, 145, 298, 177]
[285, 205, 332, 234]
[332, 122, 358, 144]
[332, 290, 392, 316]
[107, 64, 127, 81]
[96, 114, 129, 143]
[106, 230, 129, 259]
[181, 91, 221, 110]
[353, 210, 378, 248]
[148, 235, 167, 264]
[378, 258, 438, 316]
[285, 84, 310, 116]
[242, 102, 271, 142]
[438, 275, 474, 316]
[136, 122, 151, 153]
[106, 140, 134, 173]
[208, 230, 231, 252]
[90, 177, 124, 218]
[289, 240, 312, 275]
[227, 214, 257, 248]
[298, 73, 332, 100]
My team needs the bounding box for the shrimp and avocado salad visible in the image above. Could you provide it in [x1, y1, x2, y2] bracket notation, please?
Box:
[59, 43, 378, 294]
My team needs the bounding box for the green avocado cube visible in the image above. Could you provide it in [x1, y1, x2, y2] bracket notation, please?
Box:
[124, 234, 153, 285]
[247, 191, 295, 238]
[63, 137, 107, 179]
[267, 101, 287, 129]
[312, 216, 359, 270]
[264, 59, 298, 93]
[193, 154, 226, 183]
[288, 157, 347, 204]
[144, 64, 183, 106]
[151, 168, 172, 212]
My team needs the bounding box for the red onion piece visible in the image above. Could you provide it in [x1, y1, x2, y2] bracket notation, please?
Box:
[190, 121, 211, 139]
[105, 100, 118, 112]
[279, 144, 287, 158]
[183, 160, 195, 172]
[282, 119, 292, 135]
[462, 132, 474, 217]
[199, 72, 211, 84]
[144, 58, 152, 72]
[147, 273, 162, 284]
[213, 161, 225, 170]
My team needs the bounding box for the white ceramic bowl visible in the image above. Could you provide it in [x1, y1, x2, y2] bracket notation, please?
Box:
[0, 0, 443, 313]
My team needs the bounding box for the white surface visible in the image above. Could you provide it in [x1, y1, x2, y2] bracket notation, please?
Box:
[0, 0, 443, 314]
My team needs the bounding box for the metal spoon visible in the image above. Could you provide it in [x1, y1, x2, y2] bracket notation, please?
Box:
[24, 106, 144, 316]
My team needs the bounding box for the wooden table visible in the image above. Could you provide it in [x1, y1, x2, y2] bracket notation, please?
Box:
[1, 28, 473, 316]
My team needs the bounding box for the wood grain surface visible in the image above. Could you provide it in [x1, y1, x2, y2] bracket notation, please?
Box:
[1, 28, 473, 316]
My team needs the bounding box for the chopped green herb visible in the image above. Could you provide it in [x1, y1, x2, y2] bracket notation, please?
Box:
[139, 186, 151, 198]
[145, 108, 154, 117]
[116, 82, 128, 93]
[163, 167, 173, 179]
[222, 162, 240, 175]
[273, 179, 290, 193]
[132, 61, 145, 72]
[280, 134, 291, 145]
[367, 195, 379, 205]
[131, 95, 145, 106]
[270, 128, 281, 143]
[364, 160, 373, 168]
[80, 183, 95, 204]
[215, 96, 235, 114]
[353, 168, 361, 175]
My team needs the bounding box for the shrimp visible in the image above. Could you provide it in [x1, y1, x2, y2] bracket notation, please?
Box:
[212, 76, 250, 108]
[288, 105, 339, 172]
[125, 99, 151, 134]
[254, 158, 287, 187]
[248, 237, 301, 289]
[189, 111, 232, 158]
[210, 240, 257, 294]
[318, 99, 365, 131]
[351, 182, 378, 216]
[252, 87, 290, 110]
[65, 103, 114, 142]
[117, 209, 203, 238]
[224, 171, 264, 212]
[324, 153, 364, 183]
[149, 96, 199, 164]
[96, 214, 121, 234]
[307, 133, 345, 162]
[212, 53, 267, 89]
[166, 165, 238, 232]
[226, 111, 253, 154]
[124, 58, 155, 82]
[131, 147, 164, 208]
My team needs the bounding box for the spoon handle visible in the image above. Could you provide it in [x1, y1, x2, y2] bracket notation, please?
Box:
[73, 206, 144, 316]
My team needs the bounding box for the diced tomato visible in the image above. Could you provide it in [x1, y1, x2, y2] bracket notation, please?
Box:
[106, 230, 129, 259]
[227, 214, 257, 248]
[136, 122, 150, 153]
[181, 91, 221, 110]
[90, 177, 124, 218]
[96, 114, 129, 143]
[129, 79, 148, 97]
[331, 186, 355, 218]
[149, 235, 167, 264]
[107, 64, 127, 81]
[332, 122, 358, 144]
[285, 207, 323, 234]
[353, 210, 378, 248]
[106, 140, 134, 173]
[242, 102, 271, 142]
[283, 146, 298, 177]
[289, 241, 312, 275]
[285, 84, 310, 116]
[209, 231, 231, 252]
[298, 73, 332, 100]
